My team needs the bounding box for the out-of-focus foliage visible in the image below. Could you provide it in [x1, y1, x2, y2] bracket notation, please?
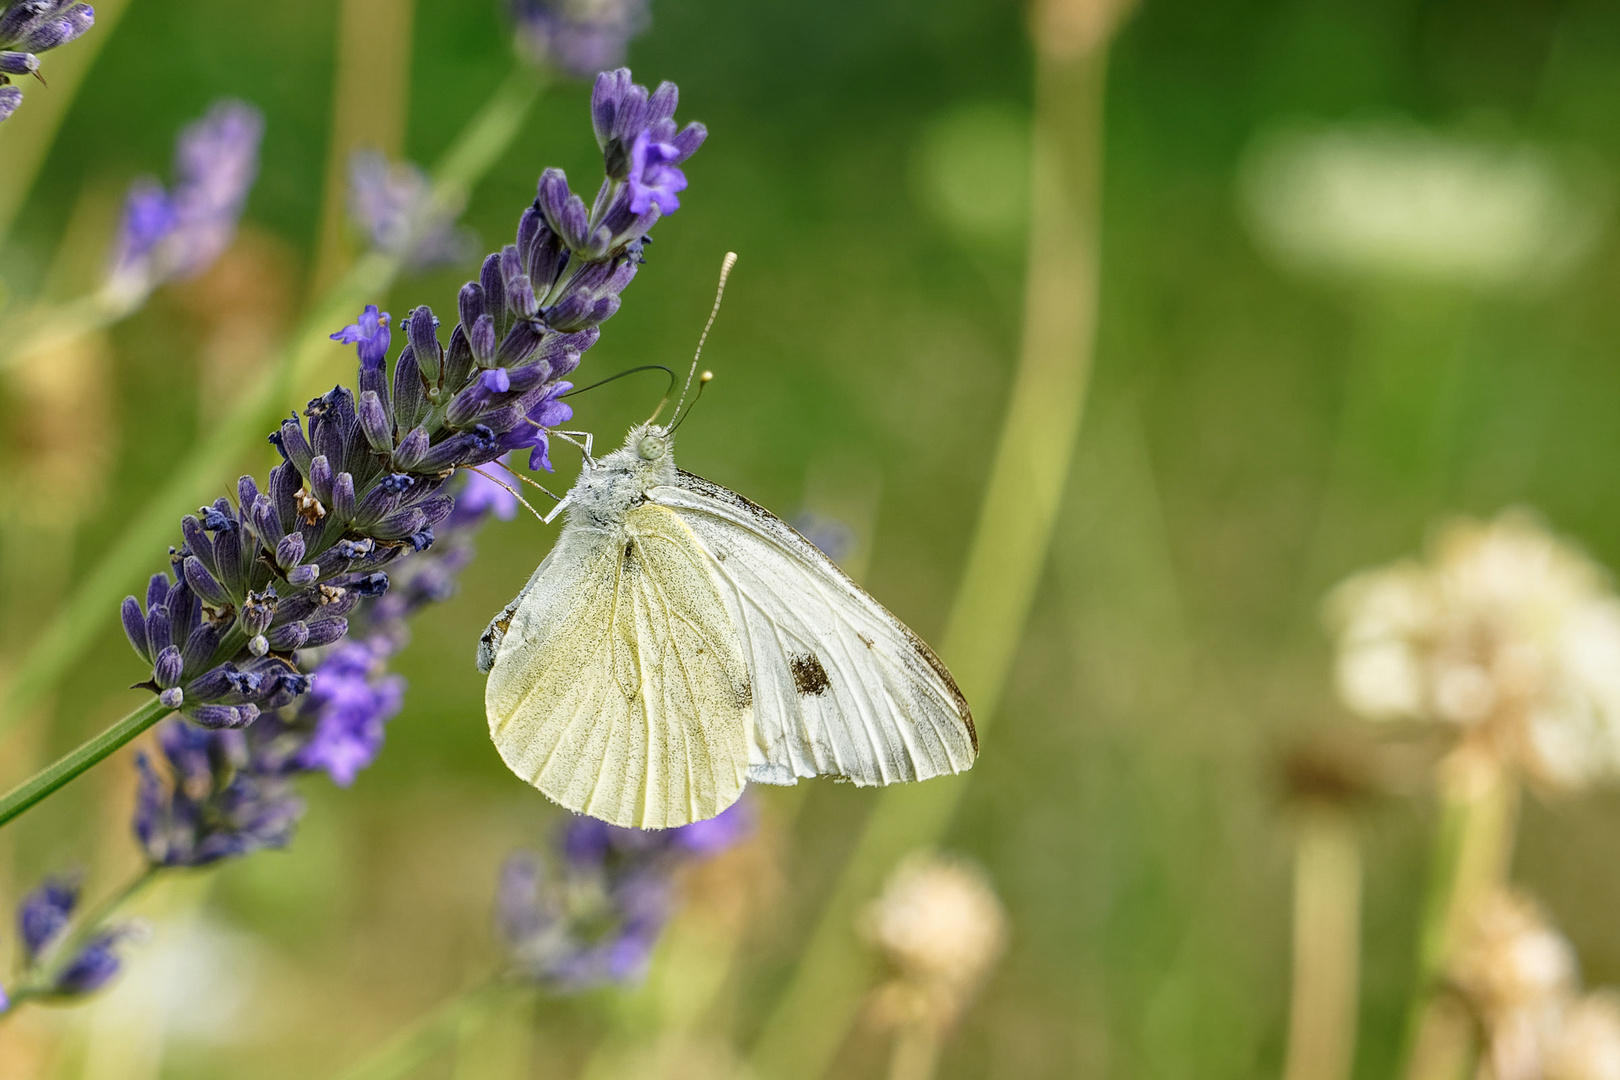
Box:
[5, 0, 1620, 1077]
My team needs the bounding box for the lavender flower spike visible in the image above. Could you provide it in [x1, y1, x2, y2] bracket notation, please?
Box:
[507, 0, 649, 80]
[348, 149, 476, 271]
[105, 99, 264, 306]
[0, 0, 95, 122]
[497, 801, 753, 991]
[12, 875, 139, 1001]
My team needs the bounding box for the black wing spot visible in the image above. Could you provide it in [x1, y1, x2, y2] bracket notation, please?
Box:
[859, 634, 874, 649]
[737, 676, 753, 708]
[790, 653, 830, 696]
[622, 540, 636, 573]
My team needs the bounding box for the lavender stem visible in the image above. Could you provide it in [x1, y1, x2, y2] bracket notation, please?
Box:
[0, 697, 172, 829]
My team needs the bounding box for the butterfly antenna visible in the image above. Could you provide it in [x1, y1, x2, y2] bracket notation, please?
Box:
[667, 371, 712, 434]
[465, 467, 547, 523]
[563, 364, 677, 400]
[649, 251, 738, 426]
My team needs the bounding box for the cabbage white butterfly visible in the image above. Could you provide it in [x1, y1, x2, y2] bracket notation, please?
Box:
[477, 263, 976, 829]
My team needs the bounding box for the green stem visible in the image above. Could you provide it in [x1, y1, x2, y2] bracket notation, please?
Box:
[0, 697, 171, 830]
[1281, 806, 1363, 1080]
[745, 23, 1111, 1080]
[1398, 749, 1518, 1080]
[0, 65, 544, 743]
[330, 977, 520, 1080]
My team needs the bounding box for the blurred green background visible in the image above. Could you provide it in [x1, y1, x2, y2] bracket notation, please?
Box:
[5, 0, 1620, 1076]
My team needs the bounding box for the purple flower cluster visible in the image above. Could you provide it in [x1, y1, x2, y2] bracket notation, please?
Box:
[132, 485, 488, 868]
[497, 801, 753, 990]
[117, 69, 703, 735]
[0, 0, 95, 122]
[348, 149, 476, 272]
[1, 876, 138, 1010]
[106, 100, 264, 302]
[508, 0, 649, 80]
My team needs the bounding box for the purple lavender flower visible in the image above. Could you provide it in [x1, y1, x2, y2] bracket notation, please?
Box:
[626, 130, 687, 214]
[11, 875, 138, 1000]
[0, 0, 95, 122]
[507, 0, 649, 80]
[106, 100, 263, 301]
[496, 801, 752, 991]
[292, 640, 405, 786]
[331, 303, 392, 370]
[348, 149, 476, 271]
[117, 69, 702, 849]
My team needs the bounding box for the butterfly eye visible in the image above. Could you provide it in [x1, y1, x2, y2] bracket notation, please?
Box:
[638, 436, 666, 461]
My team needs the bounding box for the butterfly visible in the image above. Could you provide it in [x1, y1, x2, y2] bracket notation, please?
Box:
[477, 421, 978, 829]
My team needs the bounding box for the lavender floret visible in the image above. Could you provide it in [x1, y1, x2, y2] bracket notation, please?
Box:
[105, 100, 264, 303]
[507, 0, 649, 80]
[497, 801, 753, 991]
[348, 149, 476, 271]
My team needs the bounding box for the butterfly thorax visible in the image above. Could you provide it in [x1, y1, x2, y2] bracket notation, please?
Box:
[562, 423, 679, 532]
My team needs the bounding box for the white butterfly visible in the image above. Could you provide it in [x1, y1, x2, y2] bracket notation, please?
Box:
[478, 422, 978, 829]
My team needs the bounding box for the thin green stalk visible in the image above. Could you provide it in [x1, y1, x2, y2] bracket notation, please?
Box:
[331, 978, 521, 1080]
[0, 66, 545, 744]
[0, 697, 170, 829]
[1398, 749, 1518, 1080]
[744, 19, 1112, 1080]
[1, 863, 159, 1013]
[0, 0, 136, 250]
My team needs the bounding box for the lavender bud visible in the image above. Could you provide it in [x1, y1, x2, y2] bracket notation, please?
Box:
[307, 454, 334, 506]
[287, 565, 319, 587]
[274, 534, 306, 571]
[303, 619, 348, 648]
[357, 390, 393, 452]
[182, 557, 230, 607]
[0, 51, 38, 75]
[248, 635, 269, 657]
[332, 472, 357, 521]
[153, 647, 184, 689]
[405, 306, 441, 384]
[470, 314, 497, 366]
[392, 426, 430, 470]
[122, 597, 150, 660]
[267, 622, 309, 651]
[188, 704, 257, 729]
[159, 687, 184, 709]
[458, 280, 486, 330]
[480, 252, 507, 330]
[180, 622, 223, 673]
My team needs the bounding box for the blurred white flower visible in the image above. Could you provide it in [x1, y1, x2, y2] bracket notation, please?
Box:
[862, 852, 1008, 1030]
[1550, 992, 1620, 1080]
[1326, 511, 1620, 788]
[1448, 891, 1620, 1080]
[1240, 122, 1608, 291]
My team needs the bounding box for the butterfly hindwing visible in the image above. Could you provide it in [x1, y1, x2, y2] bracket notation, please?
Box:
[484, 502, 753, 828]
[651, 471, 977, 788]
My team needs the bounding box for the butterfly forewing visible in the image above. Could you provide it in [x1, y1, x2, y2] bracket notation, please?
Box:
[484, 502, 752, 828]
[651, 471, 977, 788]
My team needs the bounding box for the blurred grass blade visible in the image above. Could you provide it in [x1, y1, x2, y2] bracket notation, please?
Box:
[1281, 806, 1363, 1080]
[331, 980, 517, 1080]
[0, 0, 136, 250]
[744, 12, 1114, 1079]
[0, 65, 544, 745]
[309, 0, 417, 296]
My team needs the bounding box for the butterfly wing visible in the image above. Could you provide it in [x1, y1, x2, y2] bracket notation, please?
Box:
[650, 471, 976, 788]
[483, 502, 754, 828]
